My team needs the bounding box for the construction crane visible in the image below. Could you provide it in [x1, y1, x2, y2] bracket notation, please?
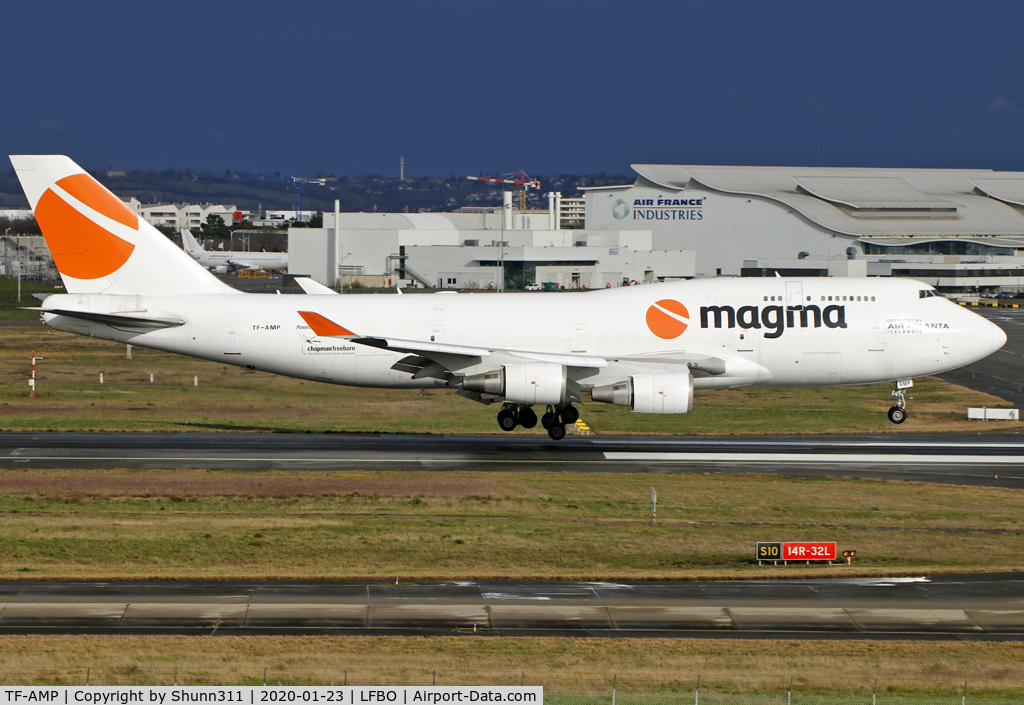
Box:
[467, 171, 541, 210]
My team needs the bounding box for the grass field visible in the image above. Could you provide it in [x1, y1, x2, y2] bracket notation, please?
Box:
[2, 321, 1022, 690]
[0, 468, 1020, 580]
[0, 278, 62, 321]
[0, 635, 1021, 695]
[0, 327, 1018, 435]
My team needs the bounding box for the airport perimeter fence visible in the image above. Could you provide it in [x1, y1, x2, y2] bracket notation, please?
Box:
[0, 669, 1021, 704]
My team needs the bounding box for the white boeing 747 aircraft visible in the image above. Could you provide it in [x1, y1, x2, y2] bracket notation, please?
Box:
[12, 155, 1007, 439]
[181, 228, 287, 273]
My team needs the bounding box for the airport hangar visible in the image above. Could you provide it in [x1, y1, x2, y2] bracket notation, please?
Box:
[289, 164, 1024, 294]
[289, 202, 695, 291]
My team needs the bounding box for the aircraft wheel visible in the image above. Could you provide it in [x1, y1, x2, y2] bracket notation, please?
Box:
[547, 424, 566, 441]
[887, 406, 906, 424]
[497, 409, 518, 432]
[519, 407, 538, 429]
[541, 411, 557, 430]
[560, 405, 579, 425]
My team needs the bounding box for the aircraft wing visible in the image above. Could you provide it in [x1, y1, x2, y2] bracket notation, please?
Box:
[295, 310, 733, 377]
[297, 311, 609, 374]
[226, 259, 260, 270]
[296, 311, 732, 389]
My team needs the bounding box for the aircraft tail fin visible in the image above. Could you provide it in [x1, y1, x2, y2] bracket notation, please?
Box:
[180, 228, 203, 255]
[10, 155, 237, 296]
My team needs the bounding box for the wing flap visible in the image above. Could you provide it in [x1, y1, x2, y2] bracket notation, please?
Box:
[355, 336, 492, 358]
[614, 354, 727, 375]
[508, 350, 608, 368]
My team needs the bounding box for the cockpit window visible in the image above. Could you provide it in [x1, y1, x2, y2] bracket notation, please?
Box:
[919, 289, 942, 298]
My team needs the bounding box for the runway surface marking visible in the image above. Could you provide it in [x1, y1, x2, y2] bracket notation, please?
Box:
[604, 452, 1024, 464]
[3, 453, 583, 463]
[0, 575, 1019, 640]
[594, 440, 1024, 449]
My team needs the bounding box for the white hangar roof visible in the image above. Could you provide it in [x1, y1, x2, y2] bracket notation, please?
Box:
[624, 164, 1024, 245]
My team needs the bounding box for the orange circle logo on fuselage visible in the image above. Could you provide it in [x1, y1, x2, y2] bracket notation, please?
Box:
[646, 299, 689, 339]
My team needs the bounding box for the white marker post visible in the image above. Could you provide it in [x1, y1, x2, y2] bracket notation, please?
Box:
[652, 487, 657, 525]
[29, 349, 36, 398]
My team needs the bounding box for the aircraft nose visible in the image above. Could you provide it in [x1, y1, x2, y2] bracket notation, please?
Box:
[991, 318, 1008, 354]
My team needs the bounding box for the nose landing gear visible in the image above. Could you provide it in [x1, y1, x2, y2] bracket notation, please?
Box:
[887, 379, 912, 424]
[887, 405, 906, 424]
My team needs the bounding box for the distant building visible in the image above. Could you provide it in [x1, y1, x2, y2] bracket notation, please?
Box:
[121, 197, 242, 230]
[289, 209, 694, 290]
[249, 210, 315, 228]
[0, 209, 34, 220]
[584, 164, 1024, 293]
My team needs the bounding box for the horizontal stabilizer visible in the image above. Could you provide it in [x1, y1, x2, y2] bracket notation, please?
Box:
[36, 308, 185, 329]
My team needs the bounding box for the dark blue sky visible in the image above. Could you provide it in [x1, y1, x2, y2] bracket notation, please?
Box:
[4, 0, 1024, 178]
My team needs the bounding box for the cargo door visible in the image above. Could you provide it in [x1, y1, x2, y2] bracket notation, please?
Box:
[314, 355, 333, 381]
[868, 321, 886, 352]
[801, 352, 841, 384]
[221, 323, 243, 357]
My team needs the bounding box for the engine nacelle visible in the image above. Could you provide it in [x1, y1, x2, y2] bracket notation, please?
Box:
[462, 362, 566, 405]
[592, 371, 693, 414]
[214, 265, 231, 274]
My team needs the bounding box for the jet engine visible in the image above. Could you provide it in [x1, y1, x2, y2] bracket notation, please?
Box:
[214, 265, 231, 275]
[592, 371, 693, 414]
[462, 362, 566, 405]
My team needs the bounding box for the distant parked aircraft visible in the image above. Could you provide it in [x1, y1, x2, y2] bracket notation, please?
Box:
[12, 154, 1007, 440]
[181, 228, 287, 273]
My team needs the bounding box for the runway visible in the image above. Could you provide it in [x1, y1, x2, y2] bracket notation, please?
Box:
[0, 573, 1019, 640]
[938, 307, 1024, 407]
[0, 432, 1022, 487]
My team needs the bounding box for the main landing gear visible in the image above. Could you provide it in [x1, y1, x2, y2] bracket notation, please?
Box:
[541, 404, 578, 440]
[496, 403, 578, 440]
[887, 379, 912, 424]
[496, 404, 538, 433]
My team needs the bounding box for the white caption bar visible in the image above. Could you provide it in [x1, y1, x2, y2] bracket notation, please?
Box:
[0, 688, 543, 705]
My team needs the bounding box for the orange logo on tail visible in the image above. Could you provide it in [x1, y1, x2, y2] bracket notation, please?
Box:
[33, 174, 137, 280]
[646, 299, 689, 339]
